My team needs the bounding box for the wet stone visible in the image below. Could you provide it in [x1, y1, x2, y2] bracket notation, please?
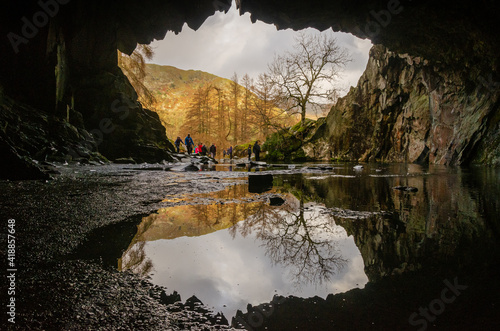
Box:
[248, 174, 273, 193]
[114, 157, 137, 164]
[160, 290, 182, 305]
[183, 164, 200, 171]
[393, 185, 418, 192]
[269, 196, 286, 206]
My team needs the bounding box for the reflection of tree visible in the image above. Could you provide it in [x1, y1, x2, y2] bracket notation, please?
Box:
[231, 195, 347, 286]
[119, 241, 154, 277]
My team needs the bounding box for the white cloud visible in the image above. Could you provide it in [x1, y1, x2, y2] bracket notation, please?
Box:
[138, 206, 368, 318]
[148, 1, 372, 95]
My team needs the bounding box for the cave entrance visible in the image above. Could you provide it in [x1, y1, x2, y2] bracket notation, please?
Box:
[118, 2, 372, 146]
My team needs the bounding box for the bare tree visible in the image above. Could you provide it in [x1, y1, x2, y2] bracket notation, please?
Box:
[251, 73, 280, 138]
[229, 193, 348, 286]
[251, 73, 297, 139]
[268, 32, 351, 127]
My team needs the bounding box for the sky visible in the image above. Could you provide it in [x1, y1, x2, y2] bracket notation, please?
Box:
[132, 200, 368, 318]
[148, 1, 373, 97]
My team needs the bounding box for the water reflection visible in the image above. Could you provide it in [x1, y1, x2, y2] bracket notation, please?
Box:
[120, 181, 366, 317]
[229, 195, 348, 286]
[119, 164, 500, 322]
[276, 165, 500, 282]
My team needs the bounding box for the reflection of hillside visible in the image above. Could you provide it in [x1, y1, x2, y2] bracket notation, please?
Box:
[121, 168, 499, 285]
[119, 184, 267, 273]
[138, 184, 264, 242]
[121, 181, 353, 287]
[118, 241, 153, 277]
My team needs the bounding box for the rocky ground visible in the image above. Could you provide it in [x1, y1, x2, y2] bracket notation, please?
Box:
[0, 157, 317, 330]
[3, 159, 499, 330]
[0, 159, 253, 330]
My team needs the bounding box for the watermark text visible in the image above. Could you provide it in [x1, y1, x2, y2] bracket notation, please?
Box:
[409, 277, 468, 330]
[6, 219, 17, 324]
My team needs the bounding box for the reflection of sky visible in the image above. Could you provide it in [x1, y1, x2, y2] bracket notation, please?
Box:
[137, 204, 368, 318]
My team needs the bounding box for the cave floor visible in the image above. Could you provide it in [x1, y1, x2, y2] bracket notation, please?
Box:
[1, 162, 499, 330]
[1, 162, 249, 330]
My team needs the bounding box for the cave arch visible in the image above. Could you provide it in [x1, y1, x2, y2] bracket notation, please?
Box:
[1, 0, 499, 178]
[2, 0, 498, 111]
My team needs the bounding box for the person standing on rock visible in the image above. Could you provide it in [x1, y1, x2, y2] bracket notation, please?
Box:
[253, 140, 261, 161]
[247, 145, 252, 161]
[185, 134, 194, 154]
[210, 143, 217, 158]
[228, 146, 233, 159]
[174, 136, 184, 153]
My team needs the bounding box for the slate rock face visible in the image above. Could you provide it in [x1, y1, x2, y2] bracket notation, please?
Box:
[304, 45, 500, 166]
[0, 91, 107, 179]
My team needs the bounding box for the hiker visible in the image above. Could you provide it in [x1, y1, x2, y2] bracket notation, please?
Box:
[210, 143, 217, 158]
[198, 143, 203, 155]
[223, 149, 226, 158]
[253, 140, 261, 161]
[201, 144, 208, 156]
[247, 145, 252, 161]
[185, 134, 194, 154]
[228, 146, 233, 159]
[174, 136, 184, 153]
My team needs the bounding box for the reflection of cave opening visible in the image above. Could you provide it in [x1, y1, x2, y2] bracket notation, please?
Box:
[119, 179, 367, 318]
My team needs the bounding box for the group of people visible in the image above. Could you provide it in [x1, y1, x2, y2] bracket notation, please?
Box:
[174, 134, 261, 161]
[174, 134, 216, 158]
[222, 146, 233, 159]
[222, 141, 261, 161]
[248, 141, 261, 161]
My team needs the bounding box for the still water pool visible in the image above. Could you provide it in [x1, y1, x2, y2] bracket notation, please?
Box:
[119, 162, 500, 324]
[120, 181, 368, 318]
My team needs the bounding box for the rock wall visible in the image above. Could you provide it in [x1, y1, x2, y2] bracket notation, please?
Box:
[0, 0, 233, 178]
[304, 45, 500, 165]
[1, 0, 500, 179]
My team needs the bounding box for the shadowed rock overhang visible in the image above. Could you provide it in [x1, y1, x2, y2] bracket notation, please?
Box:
[0, 0, 499, 177]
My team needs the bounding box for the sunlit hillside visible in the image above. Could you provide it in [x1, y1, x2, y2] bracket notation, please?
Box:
[142, 64, 297, 148]
[144, 64, 233, 138]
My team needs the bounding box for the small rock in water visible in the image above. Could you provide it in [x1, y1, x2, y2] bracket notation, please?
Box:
[269, 196, 285, 206]
[353, 165, 364, 170]
[183, 164, 200, 172]
[393, 186, 418, 192]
